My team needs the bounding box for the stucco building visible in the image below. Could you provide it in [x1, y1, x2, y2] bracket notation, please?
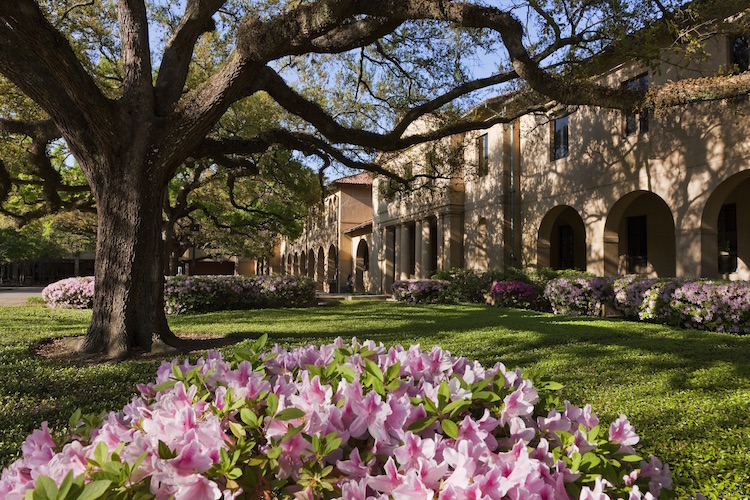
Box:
[275, 30, 750, 294]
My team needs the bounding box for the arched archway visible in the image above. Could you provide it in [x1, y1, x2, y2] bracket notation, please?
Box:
[327, 244, 338, 292]
[316, 247, 325, 288]
[300, 251, 306, 276]
[355, 240, 370, 293]
[287, 254, 292, 275]
[537, 206, 586, 271]
[293, 253, 299, 275]
[604, 191, 675, 277]
[701, 170, 750, 279]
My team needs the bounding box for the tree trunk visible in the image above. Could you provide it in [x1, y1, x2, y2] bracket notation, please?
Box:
[80, 161, 179, 359]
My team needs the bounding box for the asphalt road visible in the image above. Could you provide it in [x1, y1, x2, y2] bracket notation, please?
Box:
[0, 287, 44, 306]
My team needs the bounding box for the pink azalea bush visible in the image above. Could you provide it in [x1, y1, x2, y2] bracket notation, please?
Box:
[543, 277, 613, 316]
[392, 279, 451, 304]
[2, 337, 672, 500]
[489, 280, 538, 309]
[41, 277, 95, 309]
[42, 275, 316, 313]
[165, 275, 316, 313]
[612, 276, 658, 319]
[671, 280, 750, 334]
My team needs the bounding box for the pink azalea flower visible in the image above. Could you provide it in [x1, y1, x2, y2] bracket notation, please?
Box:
[350, 390, 393, 442]
[173, 474, 221, 500]
[609, 415, 639, 454]
[394, 432, 436, 470]
[368, 457, 403, 494]
[579, 477, 611, 500]
[391, 469, 434, 500]
[337, 448, 374, 480]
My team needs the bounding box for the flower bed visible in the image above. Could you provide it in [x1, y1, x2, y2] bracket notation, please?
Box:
[391, 279, 451, 304]
[488, 280, 538, 309]
[544, 277, 613, 316]
[612, 276, 658, 319]
[42, 275, 316, 313]
[0, 337, 672, 499]
[165, 275, 316, 313]
[41, 277, 95, 309]
[671, 280, 750, 334]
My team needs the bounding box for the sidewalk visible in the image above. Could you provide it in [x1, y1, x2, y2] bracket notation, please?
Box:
[0, 287, 45, 306]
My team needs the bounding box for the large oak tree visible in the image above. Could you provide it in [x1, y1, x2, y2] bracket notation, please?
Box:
[1, 0, 749, 358]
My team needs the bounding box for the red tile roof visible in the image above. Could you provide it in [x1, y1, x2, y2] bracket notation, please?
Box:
[332, 172, 373, 186]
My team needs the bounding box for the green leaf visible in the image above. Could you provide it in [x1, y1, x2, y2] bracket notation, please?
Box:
[276, 408, 305, 421]
[158, 440, 177, 460]
[254, 333, 268, 351]
[588, 425, 600, 442]
[266, 392, 279, 417]
[266, 446, 282, 460]
[33, 475, 58, 500]
[364, 359, 384, 383]
[441, 419, 459, 439]
[281, 423, 304, 443]
[77, 480, 112, 500]
[408, 416, 437, 433]
[227, 468, 243, 480]
[56, 472, 76, 500]
[385, 362, 401, 381]
[68, 408, 82, 429]
[153, 380, 177, 393]
[443, 399, 471, 417]
[240, 408, 258, 428]
[540, 380, 564, 391]
[171, 364, 183, 380]
[93, 441, 108, 466]
[437, 381, 450, 408]
[228, 421, 246, 438]
[620, 454, 643, 463]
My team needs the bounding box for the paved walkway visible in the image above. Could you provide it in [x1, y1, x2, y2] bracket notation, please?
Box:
[0, 287, 44, 306]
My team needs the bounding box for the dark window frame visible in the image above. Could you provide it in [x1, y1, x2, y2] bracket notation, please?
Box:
[623, 73, 649, 136]
[731, 35, 750, 73]
[552, 115, 569, 161]
[477, 133, 489, 176]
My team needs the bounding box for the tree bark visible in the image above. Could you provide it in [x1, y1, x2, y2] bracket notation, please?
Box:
[79, 158, 179, 359]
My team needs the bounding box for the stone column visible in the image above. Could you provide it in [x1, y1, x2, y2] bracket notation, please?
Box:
[414, 220, 423, 278]
[394, 225, 401, 281]
[420, 219, 433, 278]
[444, 213, 464, 269]
[399, 224, 411, 280]
[436, 214, 445, 269]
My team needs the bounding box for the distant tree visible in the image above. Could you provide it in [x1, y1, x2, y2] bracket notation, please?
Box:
[1, 0, 748, 357]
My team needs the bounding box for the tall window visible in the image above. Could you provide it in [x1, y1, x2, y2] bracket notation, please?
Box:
[552, 115, 569, 161]
[718, 203, 738, 274]
[558, 224, 575, 270]
[731, 36, 750, 72]
[624, 74, 649, 135]
[627, 215, 648, 274]
[477, 134, 489, 176]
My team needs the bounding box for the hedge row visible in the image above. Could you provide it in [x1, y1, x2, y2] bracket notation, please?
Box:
[41, 275, 317, 313]
[393, 269, 750, 335]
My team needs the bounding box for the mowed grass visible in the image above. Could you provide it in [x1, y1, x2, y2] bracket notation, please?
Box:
[0, 301, 749, 498]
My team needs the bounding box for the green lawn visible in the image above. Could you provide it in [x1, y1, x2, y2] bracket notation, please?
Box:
[1, 301, 749, 498]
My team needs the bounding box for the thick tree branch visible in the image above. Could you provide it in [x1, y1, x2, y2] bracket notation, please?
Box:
[154, 0, 225, 116]
[118, 0, 155, 109]
[0, 0, 120, 143]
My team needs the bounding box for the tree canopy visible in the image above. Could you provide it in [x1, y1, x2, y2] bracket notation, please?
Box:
[1, 0, 748, 357]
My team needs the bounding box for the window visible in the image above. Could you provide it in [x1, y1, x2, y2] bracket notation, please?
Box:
[718, 203, 738, 274]
[627, 215, 648, 274]
[624, 74, 649, 135]
[552, 115, 569, 161]
[731, 36, 750, 72]
[558, 224, 575, 270]
[477, 134, 489, 176]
